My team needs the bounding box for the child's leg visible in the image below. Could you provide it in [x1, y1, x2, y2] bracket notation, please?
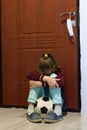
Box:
[44, 87, 63, 123]
[27, 103, 34, 115]
[27, 86, 44, 115]
[27, 87, 45, 123]
[54, 104, 62, 116]
[49, 87, 63, 116]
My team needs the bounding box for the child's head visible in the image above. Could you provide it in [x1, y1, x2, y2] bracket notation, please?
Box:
[38, 53, 61, 75]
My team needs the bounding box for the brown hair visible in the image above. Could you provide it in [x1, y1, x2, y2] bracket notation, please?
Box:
[38, 54, 61, 75]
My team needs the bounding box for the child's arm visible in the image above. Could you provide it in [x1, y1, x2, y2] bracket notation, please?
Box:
[56, 72, 65, 87]
[42, 72, 65, 88]
[26, 71, 65, 88]
[29, 80, 42, 89]
[42, 76, 59, 88]
[27, 71, 43, 88]
[26, 71, 41, 81]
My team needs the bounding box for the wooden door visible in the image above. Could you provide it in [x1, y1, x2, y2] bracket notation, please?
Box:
[1, 0, 79, 110]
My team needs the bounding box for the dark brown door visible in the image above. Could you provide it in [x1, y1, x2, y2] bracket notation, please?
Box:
[1, 0, 79, 110]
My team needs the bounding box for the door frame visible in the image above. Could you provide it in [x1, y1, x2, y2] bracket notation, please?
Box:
[0, 0, 2, 105]
[76, 0, 81, 112]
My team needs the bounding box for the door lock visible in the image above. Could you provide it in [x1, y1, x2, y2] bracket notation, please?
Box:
[60, 11, 76, 42]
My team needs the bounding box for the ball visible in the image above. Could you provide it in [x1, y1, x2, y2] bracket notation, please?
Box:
[34, 97, 53, 118]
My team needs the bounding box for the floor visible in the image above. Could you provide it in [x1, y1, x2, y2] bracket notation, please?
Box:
[0, 108, 87, 130]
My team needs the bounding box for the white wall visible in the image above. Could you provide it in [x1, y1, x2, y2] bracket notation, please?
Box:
[80, 0, 87, 116]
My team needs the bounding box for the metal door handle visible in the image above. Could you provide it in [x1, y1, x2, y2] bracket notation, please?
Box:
[60, 12, 76, 17]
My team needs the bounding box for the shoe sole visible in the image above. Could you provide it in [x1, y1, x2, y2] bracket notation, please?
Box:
[44, 117, 63, 123]
[27, 117, 42, 123]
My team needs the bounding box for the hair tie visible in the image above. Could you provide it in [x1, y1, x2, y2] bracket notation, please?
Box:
[44, 54, 48, 57]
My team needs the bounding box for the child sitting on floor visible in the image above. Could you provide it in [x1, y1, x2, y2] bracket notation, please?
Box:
[26, 53, 65, 123]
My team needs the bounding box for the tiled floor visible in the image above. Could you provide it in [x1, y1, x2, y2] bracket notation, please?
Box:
[0, 108, 87, 130]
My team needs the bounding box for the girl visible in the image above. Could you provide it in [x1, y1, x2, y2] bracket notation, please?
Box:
[26, 54, 65, 123]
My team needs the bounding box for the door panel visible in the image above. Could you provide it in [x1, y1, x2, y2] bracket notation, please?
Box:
[1, 0, 79, 110]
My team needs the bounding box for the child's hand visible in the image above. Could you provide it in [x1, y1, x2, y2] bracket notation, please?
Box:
[43, 76, 60, 88]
